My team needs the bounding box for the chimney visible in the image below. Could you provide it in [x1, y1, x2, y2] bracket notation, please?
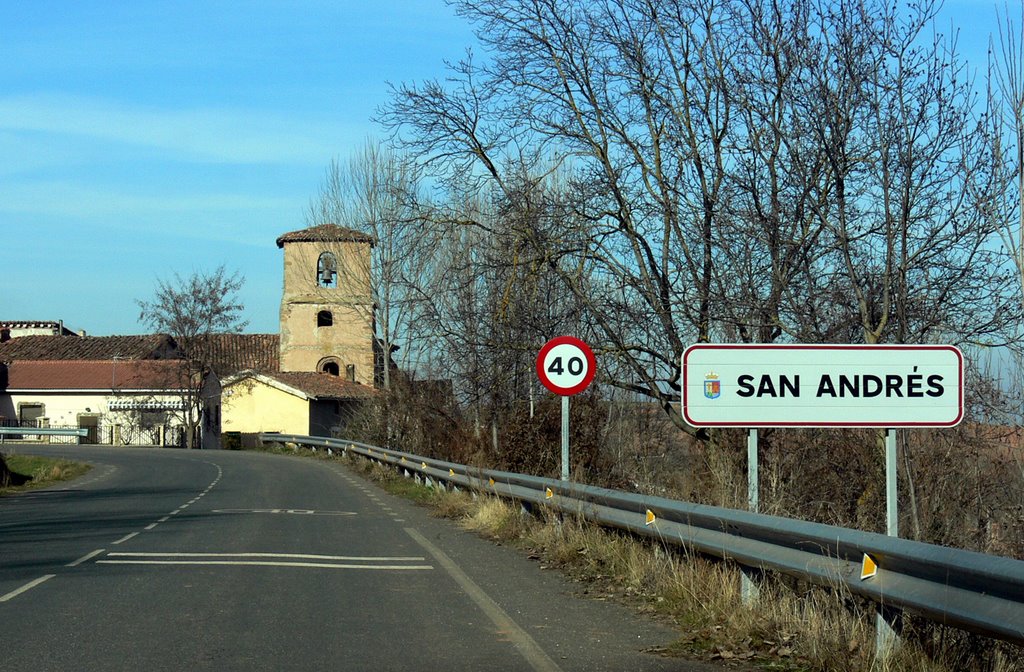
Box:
[0, 327, 10, 343]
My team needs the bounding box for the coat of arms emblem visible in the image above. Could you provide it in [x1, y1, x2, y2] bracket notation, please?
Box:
[704, 372, 721, 399]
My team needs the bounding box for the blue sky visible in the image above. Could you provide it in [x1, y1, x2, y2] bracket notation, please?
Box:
[0, 0, 1013, 336]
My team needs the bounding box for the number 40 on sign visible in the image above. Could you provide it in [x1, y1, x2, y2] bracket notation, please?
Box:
[536, 336, 596, 396]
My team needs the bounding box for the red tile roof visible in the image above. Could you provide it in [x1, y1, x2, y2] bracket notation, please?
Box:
[0, 333, 281, 378]
[204, 334, 280, 376]
[2, 360, 192, 391]
[269, 371, 375, 399]
[0, 334, 180, 361]
[227, 370, 375, 400]
[275, 224, 374, 248]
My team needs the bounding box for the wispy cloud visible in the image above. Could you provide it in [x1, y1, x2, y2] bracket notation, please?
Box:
[0, 94, 356, 165]
[0, 180, 295, 219]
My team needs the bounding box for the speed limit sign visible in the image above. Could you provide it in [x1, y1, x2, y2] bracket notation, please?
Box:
[536, 336, 596, 396]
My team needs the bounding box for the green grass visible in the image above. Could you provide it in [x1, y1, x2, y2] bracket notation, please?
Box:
[0, 454, 92, 495]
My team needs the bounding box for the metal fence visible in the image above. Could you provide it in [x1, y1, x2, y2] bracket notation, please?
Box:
[262, 433, 1024, 648]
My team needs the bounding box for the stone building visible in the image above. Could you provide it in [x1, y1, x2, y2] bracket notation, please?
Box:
[276, 224, 376, 385]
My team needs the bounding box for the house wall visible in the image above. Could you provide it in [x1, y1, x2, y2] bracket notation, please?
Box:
[221, 378, 309, 435]
[0, 391, 187, 445]
[3, 391, 109, 427]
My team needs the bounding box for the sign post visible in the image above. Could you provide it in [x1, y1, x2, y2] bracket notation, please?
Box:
[742, 427, 760, 603]
[537, 336, 596, 481]
[877, 427, 900, 655]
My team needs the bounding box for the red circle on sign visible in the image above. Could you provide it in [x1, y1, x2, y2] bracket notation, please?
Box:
[536, 336, 596, 396]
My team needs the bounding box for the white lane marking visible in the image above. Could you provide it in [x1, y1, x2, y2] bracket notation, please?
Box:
[108, 552, 426, 561]
[97, 560, 433, 570]
[210, 509, 356, 516]
[112, 532, 139, 545]
[158, 517, 170, 523]
[0, 575, 56, 602]
[405, 527, 564, 672]
[66, 549, 105, 567]
[144, 523, 158, 530]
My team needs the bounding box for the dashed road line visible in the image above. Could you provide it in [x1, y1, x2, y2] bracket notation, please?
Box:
[112, 532, 139, 545]
[138, 460, 221, 534]
[0, 575, 56, 603]
[66, 549, 105, 567]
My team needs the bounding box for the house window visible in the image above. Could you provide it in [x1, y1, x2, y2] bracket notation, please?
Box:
[317, 310, 333, 327]
[346, 364, 356, 382]
[317, 252, 337, 288]
[18, 403, 44, 427]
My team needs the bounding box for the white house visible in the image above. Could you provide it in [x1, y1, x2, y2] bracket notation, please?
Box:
[0, 359, 220, 449]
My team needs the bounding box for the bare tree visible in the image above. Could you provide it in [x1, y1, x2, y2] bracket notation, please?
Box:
[805, 0, 1017, 348]
[137, 266, 248, 449]
[993, 3, 1024, 309]
[382, 0, 1020, 441]
[306, 141, 433, 390]
[383, 0, 739, 435]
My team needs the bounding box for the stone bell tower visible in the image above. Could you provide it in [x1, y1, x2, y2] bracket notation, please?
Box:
[275, 224, 375, 386]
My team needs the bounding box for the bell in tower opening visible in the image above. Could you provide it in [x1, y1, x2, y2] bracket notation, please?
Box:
[317, 252, 338, 288]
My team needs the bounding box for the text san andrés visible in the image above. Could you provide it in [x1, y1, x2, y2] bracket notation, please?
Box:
[736, 368, 944, 399]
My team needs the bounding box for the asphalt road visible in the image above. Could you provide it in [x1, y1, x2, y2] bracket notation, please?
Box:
[0, 445, 717, 671]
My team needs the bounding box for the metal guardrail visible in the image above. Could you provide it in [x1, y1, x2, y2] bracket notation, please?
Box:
[0, 427, 88, 437]
[262, 433, 1024, 646]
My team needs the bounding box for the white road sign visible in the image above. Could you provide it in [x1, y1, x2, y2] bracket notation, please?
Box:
[682, 344, 963, 428]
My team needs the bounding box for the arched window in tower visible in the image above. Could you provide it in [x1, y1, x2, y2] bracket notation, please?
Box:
[317, 310, 333, 327]
[318, 357, 341, 376]
[317, 252, 337, 288]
